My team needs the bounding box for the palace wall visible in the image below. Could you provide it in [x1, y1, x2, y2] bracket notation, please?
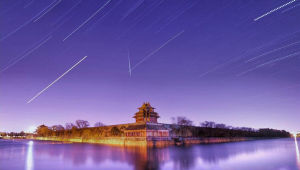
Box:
[28, 136, 256, 147]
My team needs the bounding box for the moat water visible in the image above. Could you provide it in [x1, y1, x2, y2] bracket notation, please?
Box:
[0, 138, 299, 170]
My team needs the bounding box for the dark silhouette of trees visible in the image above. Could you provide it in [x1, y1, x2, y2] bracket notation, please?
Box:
[167, 120, 291, 138]
[200, 121, 255, 131]
[176, 117, 193, 126]
[257, 128, 290, 137]
[75, 120, 90, 128]
[19, 131, 25, 136]
[200, 121, 216, 128]
[51, 125, 65, 131]
[65, 123, 76, 130]
[215, 123, 227, 129]
[0, 131, 29, 138]
[94, 122, 105, 127]
[30, 119, 290, 139]
[170, 117, 194, 137]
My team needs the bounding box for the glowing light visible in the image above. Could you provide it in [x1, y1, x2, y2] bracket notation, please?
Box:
[293, 132, 298, 138]
[26, 141, 34, 170]
[27, 126, 37, 133]
[293, 132, 300, 168]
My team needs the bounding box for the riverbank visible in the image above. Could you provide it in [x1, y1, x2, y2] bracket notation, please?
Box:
[25, 136, 267, 147]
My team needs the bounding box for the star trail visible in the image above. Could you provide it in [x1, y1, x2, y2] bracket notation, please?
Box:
[0, 0, 299, 132]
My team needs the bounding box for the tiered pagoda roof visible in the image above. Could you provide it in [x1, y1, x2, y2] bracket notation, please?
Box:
[133, 102, 160, 123]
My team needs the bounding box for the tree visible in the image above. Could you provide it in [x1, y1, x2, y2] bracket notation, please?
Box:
[19, 131, 26, 136]
[71, 126, 79, 137]
[171, 117, 176, 124]
[0, 132, 7, 137]
[215, 123, 227, 129]
[200, 121, 216, 128]
[94, 122, 105, 127]
[110, 127, 122, 136]
[36, 125, 50, 137]
[75, 120, 90, 129]
[65, 123, 76, 130]
[51, 125, 65, 131]
[176, 117, 193, 126]
[240, 127, 254, 132]
[9, 132, 15, 137]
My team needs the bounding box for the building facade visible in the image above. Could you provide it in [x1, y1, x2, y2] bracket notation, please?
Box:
[133, 102, 160, 123]
[126, 103, 170, 139]
[124, 124, 169, 138]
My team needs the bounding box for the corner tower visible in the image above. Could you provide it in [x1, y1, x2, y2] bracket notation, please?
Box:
[133, 102, 160, 123]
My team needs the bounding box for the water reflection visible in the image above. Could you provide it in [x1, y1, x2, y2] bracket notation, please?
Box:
[34, 144, 168, 170]
[26, 141, 33, 170]
[294, 136, 300, 168]
[1, 139, 299, 170]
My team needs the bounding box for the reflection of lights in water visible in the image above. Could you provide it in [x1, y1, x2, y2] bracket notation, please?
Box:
[26, 141, 34, 170]
[294, 133, 300, 168]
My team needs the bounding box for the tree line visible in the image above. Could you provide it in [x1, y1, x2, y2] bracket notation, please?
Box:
[2, 117, 290, 139]
[0, 131, 28, 138]
[34, 117, 290, 139]
[170, 116, 290, 138]
[34, 120, 122, 138]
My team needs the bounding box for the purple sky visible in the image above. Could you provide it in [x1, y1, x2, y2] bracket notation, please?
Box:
[1, 0, 300, 132]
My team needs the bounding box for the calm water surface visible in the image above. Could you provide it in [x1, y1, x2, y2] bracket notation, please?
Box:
[0, 138, 299, 170]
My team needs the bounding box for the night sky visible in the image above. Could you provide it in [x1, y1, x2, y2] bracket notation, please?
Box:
[1, 0, 300, 133]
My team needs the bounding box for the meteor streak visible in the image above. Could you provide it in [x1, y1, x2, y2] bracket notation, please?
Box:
[254, 0, 296, 21]
[27, 56, 88, 103]
[131, 30, 184, 70]
[63, 0, 111, 41]
[128, 50, 132, 77]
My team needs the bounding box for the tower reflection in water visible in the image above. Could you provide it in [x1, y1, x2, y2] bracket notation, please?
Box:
[26, 141, 34, 170]
[31, 139, 299, 170]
